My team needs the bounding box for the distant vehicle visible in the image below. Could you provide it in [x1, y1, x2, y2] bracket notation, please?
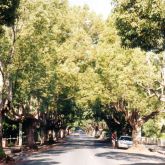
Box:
[72, 132, 80, 136]
[72, 129, 85, 136]
[117, 136, 133, 149]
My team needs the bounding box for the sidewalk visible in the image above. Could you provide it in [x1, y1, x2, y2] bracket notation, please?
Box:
[155, 146, 165, 155]
[4, 146, 25, 161]
[3, 139, 65, 163]
[145, 145, 165, 155]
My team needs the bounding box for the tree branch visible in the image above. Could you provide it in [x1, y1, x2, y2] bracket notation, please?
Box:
[136, 82, 161, 98]
[142, 110, 160, 123]
[0, 61, 4, 82]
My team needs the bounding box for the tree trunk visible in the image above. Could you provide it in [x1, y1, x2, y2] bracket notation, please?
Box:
[0, 112, 2, 148]
[18, 106, 23, 147]
[66, 126, 70, 135]
[67, 128, 71, 135]
[132, 124, 142, 146]
[40, 128, 45, 145]
[18, 123, 23, 147]
[60, 129, 64, 139]
[55, 130, 59, 141]
[0, 62, 4, 148]
[27, 121, 37, 149]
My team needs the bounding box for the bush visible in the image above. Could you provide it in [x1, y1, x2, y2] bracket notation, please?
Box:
[142, 119, 161, 138]
[160, 133, 165, 139]
[8, 142, 14, 147]
[0, 148, 6, 159]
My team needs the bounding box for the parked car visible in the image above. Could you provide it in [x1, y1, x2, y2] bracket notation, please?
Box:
[117, 136, 133, 149]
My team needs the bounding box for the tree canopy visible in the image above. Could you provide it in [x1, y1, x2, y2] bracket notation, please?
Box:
[114, 0, 165, 52]
[0, 0, 165, 149]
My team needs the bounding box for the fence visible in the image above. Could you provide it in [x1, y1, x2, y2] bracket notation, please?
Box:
[140, 137, 165, 147]
[2, 136, 27, 147]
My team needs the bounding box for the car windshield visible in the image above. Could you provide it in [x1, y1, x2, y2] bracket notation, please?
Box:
[119, 137, 132, 141]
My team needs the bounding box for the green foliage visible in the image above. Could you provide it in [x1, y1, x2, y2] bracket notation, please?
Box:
[1, 0, 164, 140]
[7, 0, 105, 131]
[96, 43, 161, 115]
[160, 133, 165, 139]
[114, 0, 165, 51]
[12, 0, 70, 106]
[3, 122, 17, 131]
[7, 142, 15, 147]
[142, 119, 161, 137]
[0, 0, 20, 26]
[0, 148, 5, 158]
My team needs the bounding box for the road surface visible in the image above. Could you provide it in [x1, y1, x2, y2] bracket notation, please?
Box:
[18, 133, 165, 165]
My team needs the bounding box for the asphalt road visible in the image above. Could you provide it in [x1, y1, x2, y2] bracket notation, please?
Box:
[18, 133, 165, 165]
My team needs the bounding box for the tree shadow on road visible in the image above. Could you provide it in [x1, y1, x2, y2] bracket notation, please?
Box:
[18, 158, 60, 165]
[121, 163, 165, 165]
[95, 151, 165, 164]
[17, 149, 64, 165]
[62, 136, 111, 150]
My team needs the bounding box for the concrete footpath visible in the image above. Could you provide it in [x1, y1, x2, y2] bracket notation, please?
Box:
[145, 145, 165, 155]
[3, 143, 62, 161]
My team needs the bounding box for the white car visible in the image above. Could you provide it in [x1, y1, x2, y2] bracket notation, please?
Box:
[117, 136, 133, 149]
[72, 132, 80, 136]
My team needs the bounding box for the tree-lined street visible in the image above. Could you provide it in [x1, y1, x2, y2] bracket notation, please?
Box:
[18, 134, 165, 165]
[0, 0, 165, 163]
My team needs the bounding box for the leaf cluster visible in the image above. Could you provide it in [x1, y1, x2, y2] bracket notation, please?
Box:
[114, 0, 165, 51]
